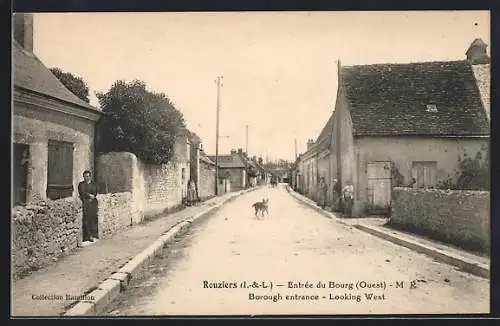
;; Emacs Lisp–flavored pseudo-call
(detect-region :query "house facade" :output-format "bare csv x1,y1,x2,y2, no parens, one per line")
298,39,490,216
13,13,102,205
208,149,247,192
198,149,218,199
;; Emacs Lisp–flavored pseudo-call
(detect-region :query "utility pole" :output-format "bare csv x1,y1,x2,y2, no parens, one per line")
245,125,249,155
214,75,223,196
294,138,297,161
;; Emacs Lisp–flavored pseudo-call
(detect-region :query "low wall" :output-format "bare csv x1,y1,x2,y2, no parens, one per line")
96,152,187,224
12,197,82,280
12,192,135,280
199,162,216,199
390,187,490,253
97,192,135,238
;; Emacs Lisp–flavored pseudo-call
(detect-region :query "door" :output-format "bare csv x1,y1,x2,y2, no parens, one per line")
13,143,30,205
366,161,392,214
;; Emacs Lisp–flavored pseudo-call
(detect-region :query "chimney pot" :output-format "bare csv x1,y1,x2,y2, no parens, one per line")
466,38,490,65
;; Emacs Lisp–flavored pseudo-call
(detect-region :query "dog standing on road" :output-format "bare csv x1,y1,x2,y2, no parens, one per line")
252,198,269,218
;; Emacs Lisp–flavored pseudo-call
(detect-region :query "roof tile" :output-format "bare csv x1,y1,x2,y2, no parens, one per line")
341,60,489,136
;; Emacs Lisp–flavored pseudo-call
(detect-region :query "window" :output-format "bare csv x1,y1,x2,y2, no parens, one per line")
47,140,74,200
412,161,437,188
13,143,30,205
181,168,186,183
426,104,438,112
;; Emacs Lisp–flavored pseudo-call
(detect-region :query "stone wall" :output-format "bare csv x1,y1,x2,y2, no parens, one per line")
96,151,188,223
144,161,187,218
12,192,134,280
12,197,81,280
471,64,490,121
390,187,490,253
97,192,134,238
199,161,216,199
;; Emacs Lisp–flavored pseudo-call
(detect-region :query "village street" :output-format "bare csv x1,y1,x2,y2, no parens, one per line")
105,185,489,316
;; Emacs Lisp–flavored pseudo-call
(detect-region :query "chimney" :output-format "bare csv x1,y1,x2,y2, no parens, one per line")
466,38,490,65
13,13,34,53
307,139,314,150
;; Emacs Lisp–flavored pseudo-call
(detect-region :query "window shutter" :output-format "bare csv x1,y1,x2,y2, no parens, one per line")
47,140,74,200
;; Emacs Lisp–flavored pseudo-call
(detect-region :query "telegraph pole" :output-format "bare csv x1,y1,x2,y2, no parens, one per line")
245,125,249,154
294,138,297,161
214,75,223,195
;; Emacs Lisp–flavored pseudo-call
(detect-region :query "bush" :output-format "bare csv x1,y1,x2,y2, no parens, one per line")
436,146,490,190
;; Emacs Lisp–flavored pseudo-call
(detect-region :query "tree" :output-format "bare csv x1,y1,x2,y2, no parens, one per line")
96,80,186,164
50,68,90,103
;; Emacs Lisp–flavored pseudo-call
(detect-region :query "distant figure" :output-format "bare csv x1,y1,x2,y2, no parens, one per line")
409,177,417,188
332,178,341,212
318,177,328,209
78,170,98,242
187,179,197,205
342,183,355,218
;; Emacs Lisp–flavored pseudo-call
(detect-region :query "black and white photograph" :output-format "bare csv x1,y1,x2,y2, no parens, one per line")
11,11,490,316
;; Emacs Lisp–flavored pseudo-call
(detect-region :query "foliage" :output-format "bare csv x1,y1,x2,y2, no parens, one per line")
391,163,405,187
247,166,259,178
263,159,292,174
50,68,90,103
96,80,186,165
436,146,490,191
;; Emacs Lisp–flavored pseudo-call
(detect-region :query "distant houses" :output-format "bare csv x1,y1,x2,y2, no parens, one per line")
296,38,490,217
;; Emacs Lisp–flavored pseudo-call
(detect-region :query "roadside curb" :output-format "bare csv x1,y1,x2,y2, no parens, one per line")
63,187,261,316
287,189,490,280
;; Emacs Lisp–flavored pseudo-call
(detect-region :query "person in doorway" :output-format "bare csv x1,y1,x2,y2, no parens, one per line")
342,182,355,218
332,178,341,212
78,170,98,242
318,177,328,209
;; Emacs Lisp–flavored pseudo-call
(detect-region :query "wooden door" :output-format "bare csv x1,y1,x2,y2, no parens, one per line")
47,140,74,200
366,161,392,214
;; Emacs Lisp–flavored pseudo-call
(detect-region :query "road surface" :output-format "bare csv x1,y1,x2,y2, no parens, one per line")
105,184,489,316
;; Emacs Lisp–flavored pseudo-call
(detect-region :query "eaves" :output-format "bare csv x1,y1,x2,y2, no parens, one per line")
13,87,102,122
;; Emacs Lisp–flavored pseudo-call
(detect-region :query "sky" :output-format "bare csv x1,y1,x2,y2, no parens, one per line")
32,11,490,162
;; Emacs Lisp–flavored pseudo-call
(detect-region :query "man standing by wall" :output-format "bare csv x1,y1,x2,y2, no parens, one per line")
78,170,99,242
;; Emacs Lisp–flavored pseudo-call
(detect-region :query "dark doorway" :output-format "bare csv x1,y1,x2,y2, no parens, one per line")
13,143,30,205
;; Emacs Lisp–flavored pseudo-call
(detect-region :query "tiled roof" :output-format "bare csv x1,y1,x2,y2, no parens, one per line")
207,154,246,168
13,41,99,112
341,60,490,136
200,154,216,166
315,113,335,151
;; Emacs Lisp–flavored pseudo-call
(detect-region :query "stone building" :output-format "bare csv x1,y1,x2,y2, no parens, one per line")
298,39,490,216
198,147,218,199
13,13,102,205
208,149,247,191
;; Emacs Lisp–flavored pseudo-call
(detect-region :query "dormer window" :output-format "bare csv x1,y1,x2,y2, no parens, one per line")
426,104,438,112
